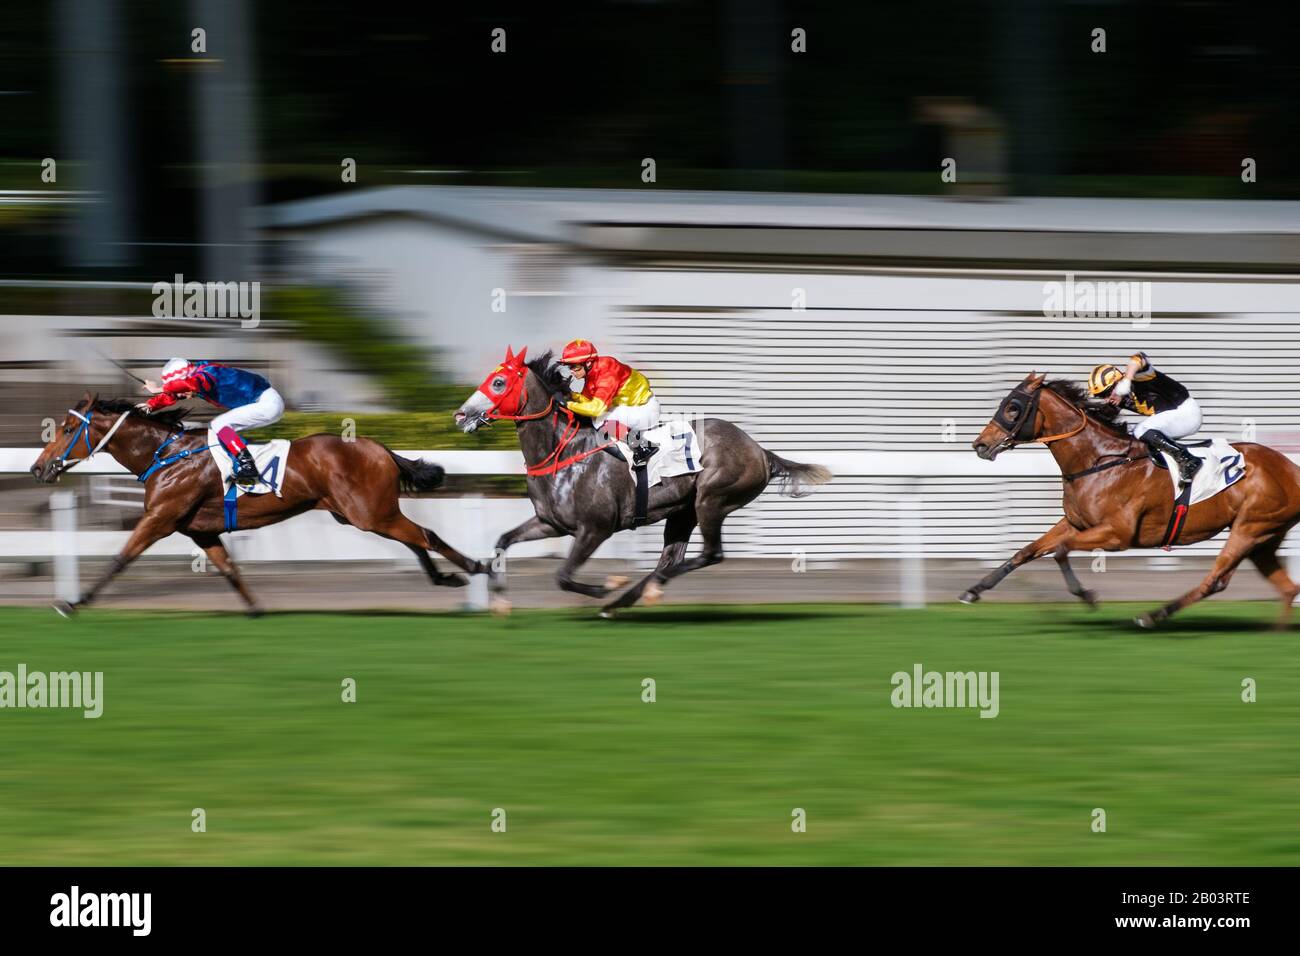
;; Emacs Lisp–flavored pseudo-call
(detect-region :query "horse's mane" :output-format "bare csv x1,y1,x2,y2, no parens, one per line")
1042,379,1132,439
525,350,599,427
525,351,570,397
84,396,191,430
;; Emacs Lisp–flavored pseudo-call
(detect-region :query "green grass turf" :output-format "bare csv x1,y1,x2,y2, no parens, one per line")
0,602,1296,866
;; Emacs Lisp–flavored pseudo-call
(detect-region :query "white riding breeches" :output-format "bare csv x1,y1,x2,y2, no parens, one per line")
210,387,286,434
1132,397,1201,441
596,397,660,435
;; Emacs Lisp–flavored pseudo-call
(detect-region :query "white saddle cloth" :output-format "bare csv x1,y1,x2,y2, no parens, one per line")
617,420,704,488
1157,437,1246,507
208,429,291,498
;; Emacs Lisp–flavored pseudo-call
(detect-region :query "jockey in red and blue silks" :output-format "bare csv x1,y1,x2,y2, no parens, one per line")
138,358,285,485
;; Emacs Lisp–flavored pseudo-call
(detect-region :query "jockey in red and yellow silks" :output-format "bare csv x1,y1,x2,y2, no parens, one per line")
559,339,660,464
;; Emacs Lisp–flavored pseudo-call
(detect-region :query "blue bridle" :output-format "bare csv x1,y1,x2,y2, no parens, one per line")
50,406,213,482
50,408,99,472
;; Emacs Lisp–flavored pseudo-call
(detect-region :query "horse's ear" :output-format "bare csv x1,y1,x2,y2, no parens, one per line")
504,345,515,363
516,346,527,363
80,390,96,411
1022,371,1046,389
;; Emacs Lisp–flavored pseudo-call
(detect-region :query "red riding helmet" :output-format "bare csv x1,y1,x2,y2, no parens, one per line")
561,339,599,365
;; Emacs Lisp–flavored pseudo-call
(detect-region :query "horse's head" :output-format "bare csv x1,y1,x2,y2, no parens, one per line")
30,392,105,483
454,346,531,433
972,372,1049,460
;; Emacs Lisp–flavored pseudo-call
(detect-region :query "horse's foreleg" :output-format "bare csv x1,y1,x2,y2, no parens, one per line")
55,511,177,616
190,533,264,615
481,515,565,613
1054,545,1099,608
960,518,1074,604
556,527,616,599
489,515,563,596
1136,528,1256,628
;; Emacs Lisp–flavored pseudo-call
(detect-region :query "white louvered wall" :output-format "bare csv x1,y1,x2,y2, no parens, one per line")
602,266,1300,563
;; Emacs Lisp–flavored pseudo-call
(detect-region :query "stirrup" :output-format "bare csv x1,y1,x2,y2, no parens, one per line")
632,442,657,466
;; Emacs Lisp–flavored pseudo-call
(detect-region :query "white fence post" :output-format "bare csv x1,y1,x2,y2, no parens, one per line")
50,490,80,603
461,494,489,611
898,493,925,609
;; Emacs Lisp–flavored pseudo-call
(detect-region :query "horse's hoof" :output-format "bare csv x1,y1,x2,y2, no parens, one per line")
52,600,76,618
1134,613,1156,629
599,608,617,620
247,605,265,619
604,574,630,590
958,590,980,605
490,596,512,616
438,573,469,588
1081,589,1100,609
643,581,664,606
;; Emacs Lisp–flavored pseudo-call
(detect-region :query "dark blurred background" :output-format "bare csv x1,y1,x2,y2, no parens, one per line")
3,1,1297,280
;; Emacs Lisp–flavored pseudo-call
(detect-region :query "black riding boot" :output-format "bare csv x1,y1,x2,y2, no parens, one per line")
1143,430,1201,484
629,432,658,467
232,447,259,485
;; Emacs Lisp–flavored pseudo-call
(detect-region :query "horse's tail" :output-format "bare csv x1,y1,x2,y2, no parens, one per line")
389,450,446,493
765,450,832,498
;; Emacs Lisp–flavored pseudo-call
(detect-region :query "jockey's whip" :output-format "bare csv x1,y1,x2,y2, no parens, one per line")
87,345,149,386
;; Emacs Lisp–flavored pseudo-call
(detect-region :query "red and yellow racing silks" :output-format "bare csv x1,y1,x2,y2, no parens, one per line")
566,356,652,419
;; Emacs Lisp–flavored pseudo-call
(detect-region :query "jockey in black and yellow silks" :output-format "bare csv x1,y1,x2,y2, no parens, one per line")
1088,352,1202,484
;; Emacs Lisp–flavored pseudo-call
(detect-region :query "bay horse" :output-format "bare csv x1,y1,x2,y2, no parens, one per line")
454,347,832,617
30,393,487,615
965,372,1300,628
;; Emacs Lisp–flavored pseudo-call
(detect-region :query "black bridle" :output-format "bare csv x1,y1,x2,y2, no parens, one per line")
990,381,1149,481
991,383,1042,443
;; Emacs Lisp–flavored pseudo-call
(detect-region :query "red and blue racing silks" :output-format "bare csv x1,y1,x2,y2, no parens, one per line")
146,362,271,411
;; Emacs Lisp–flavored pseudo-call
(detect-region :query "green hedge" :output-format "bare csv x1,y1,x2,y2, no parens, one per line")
247,410,518,450
268,286,446,412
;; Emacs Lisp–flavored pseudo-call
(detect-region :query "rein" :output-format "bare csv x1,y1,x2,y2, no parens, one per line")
1062,453,1150,483
995,384,1147,480
138,427,217,483
487,381,615,477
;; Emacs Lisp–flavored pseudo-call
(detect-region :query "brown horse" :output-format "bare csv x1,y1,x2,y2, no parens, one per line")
29,393,487,615
965,372,1300,628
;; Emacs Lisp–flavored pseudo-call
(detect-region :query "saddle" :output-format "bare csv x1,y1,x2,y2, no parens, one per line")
605,421,704,526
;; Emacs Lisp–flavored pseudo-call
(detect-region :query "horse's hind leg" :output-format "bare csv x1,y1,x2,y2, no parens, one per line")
347,506,486,581
1247,540,1299,631
1136,529,1256,628
601,508,696,617
406,544,468,588
190,533,263,615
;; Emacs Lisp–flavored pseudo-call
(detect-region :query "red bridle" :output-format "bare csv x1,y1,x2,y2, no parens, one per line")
482,365,615,476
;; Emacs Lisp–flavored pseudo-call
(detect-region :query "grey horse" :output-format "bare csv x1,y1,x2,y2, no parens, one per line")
455,347,832,616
